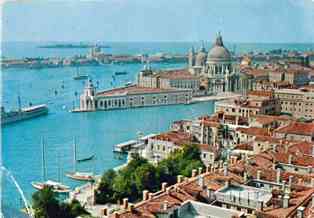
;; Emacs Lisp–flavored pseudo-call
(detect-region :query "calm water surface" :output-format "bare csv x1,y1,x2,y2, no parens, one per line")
1,59,213,209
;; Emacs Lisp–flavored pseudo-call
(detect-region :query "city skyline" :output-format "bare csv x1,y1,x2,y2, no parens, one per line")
2,0,314,43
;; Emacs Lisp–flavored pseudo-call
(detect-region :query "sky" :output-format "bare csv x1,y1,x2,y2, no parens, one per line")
1,0,314,43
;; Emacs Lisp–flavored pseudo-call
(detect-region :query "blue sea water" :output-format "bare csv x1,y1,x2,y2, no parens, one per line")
1,42,314,210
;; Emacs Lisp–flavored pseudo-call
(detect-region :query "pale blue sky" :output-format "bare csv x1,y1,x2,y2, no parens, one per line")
2,0,314,43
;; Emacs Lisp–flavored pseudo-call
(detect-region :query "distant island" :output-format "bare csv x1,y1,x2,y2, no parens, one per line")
38,43,111,49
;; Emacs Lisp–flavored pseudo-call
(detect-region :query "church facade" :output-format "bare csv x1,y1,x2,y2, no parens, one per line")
188,33,251,94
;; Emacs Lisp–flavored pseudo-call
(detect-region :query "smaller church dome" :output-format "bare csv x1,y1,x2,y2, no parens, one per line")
195,51,207,66
195,43,207,66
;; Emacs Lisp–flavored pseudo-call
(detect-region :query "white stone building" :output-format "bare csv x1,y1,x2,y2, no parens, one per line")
141,131,218,166
79,80,192,111
188,33,248,94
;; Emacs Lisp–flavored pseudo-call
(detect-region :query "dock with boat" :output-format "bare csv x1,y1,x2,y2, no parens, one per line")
113,133,156,153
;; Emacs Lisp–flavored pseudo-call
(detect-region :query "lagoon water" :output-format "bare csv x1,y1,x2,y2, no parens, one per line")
2,42,314,209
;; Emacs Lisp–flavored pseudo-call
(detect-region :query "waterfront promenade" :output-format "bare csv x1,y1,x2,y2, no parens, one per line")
191,92,241,103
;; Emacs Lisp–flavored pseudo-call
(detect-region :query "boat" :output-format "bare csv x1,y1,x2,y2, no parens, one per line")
1,96,48,126
125,81,133,87
77,154,95,163
65,138,95,182
31,138,70,193
31,180,70,193
65,172,94,181
115,71,128,75
73,68,88,80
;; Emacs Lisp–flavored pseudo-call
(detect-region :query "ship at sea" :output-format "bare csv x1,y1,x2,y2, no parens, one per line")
1,97,48,126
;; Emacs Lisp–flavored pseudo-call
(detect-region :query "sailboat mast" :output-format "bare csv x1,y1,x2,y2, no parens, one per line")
41,137,47,181
73,137,77,172
57,152,61,182
17,95,22,112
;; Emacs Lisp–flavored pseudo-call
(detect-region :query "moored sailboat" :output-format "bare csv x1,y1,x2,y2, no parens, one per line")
73,67,88,80
31,138,70,193
65,137,95,182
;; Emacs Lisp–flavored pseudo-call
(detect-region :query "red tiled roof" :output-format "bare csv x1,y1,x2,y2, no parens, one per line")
97,85,186,97
236,127,270,137
151,131,192,146
234,143,253,151
248,90,274,98
251,115,294,125
274,122,314,136
154,69,199,80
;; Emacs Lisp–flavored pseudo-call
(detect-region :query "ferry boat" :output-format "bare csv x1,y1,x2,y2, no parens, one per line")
115,71,128,75
1,99,48,126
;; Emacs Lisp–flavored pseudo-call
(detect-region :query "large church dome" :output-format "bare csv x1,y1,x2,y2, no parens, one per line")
207,33,231,62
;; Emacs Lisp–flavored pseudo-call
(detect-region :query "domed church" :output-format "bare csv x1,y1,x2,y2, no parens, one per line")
189,32,246,94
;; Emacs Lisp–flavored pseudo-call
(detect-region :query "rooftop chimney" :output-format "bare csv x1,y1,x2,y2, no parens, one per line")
211,165,215,173
257,200,263,211
143,190,149,201
272,144,277,152
283,194,290,208
113,212,119,218
219,160,223,169
128,204,134,212
288,175,293,187
102,208,108,216
297,206,305,218
198,167,203,175
198,175,205,188
244,172,248,182
288,155,292,164
192,169,197,177
223,162,228,176
206,165,210,173
163,201,169,211
161,182,167,192
177,175,184,183
122,198,128,210
257,170,261,180
148,192,153,200
276,168,281,183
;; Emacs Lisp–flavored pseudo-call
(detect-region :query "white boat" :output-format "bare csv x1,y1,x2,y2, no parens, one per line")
31,180,70,193
66,137,95,182
31,138,70,193
65,172,94,181
1,96,48,125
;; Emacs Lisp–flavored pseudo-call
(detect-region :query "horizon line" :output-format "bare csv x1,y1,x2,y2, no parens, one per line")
2,40,314,45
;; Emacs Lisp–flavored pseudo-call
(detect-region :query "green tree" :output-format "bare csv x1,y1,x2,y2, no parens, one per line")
95,169,116,203
134,163,157,192
95,144,205,204
32,187,89,218
32,187,59,218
